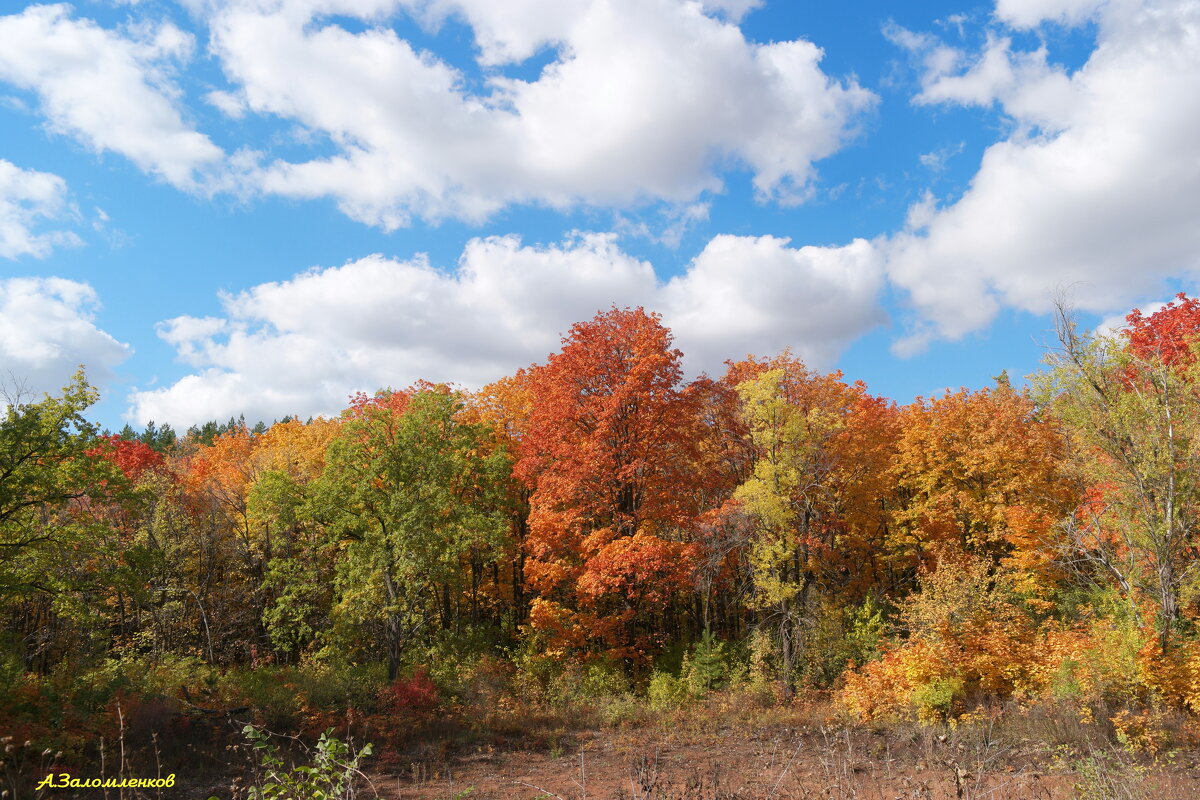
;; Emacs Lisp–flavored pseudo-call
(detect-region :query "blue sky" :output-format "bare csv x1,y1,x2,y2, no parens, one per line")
1,0,1197,431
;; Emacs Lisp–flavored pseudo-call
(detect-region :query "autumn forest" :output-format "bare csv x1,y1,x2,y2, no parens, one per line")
7,298,1200,797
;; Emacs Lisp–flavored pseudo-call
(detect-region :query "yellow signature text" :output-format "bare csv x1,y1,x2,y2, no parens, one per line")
35,773,176,790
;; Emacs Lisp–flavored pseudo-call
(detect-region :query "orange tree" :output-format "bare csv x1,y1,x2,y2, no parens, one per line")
516,307,702,660
889,378,1075,597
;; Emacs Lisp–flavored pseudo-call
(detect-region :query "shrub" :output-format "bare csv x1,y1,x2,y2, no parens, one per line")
238,725,374,800
647,670,688,711
545,659,628,707
911,676,964,723
839,553,1043,722
383,667,439,712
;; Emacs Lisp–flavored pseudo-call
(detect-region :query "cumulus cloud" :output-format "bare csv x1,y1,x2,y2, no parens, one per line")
0,159,80,259
0,4,223,189
662,235,883,372
128,232,882,427
885,0,1200,354
205,0,874,227
0,277,131,399
0,1,871,224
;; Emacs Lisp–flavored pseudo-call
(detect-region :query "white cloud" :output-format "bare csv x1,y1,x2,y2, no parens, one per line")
0,159,80,259
129,232,882,427
994,0,1107,29
662,235,883,373
699,0,763,22
0,4,223,189
918,141,964,173
205,0,874,227
1094,299,1169,338
0,277,130,398
0,1,871,226
885,0,1200,353
914,35,1074,132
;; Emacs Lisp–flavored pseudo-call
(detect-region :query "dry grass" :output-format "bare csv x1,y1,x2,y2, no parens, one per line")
375,692,1200,800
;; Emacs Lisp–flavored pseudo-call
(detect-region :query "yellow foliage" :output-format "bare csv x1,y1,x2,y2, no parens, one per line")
839,552,1046,722
1110,708,1170,754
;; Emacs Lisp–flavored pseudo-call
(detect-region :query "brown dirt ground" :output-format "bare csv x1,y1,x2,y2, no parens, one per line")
365,721,1200,800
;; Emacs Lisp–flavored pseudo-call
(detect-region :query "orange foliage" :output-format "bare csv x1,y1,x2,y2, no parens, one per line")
889,384,1075,591
182,426,257,524
840,552,1045,721
517,308,703,655
252,416,339,482
465,370,534,446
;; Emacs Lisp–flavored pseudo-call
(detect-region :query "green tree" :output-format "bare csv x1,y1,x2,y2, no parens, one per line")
0,370,116,595
1040,305,1200,651
316,389,510,679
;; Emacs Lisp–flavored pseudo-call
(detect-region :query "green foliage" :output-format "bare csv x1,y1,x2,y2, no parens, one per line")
0,370,117,600
682,629,728,695
510,647,566,704
243,725,373,800
1039,310,1200,650
745,626,779,690
799,603,879,689
543,659,629,707
219,662,388,730
315,389,511,679
846,596,886,666
1051,659,1084,702
261,556,328,656
188,416,247,446
911,676,964,722
135,420,177,452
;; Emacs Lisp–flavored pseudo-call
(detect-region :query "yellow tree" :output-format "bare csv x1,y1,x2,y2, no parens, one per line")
732,358,865,689
246,417,339,658
463,372,534,630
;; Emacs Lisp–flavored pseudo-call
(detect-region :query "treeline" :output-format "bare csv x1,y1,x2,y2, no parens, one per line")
6,299,1200,746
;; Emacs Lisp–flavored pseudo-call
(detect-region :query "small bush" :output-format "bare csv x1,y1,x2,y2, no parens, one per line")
1068,746,1149,800
222,667,302,731
911,676,964,723
239,725,374,800
546,659,628,706
647,670,687,711
383,667,439,712
599,693,650,727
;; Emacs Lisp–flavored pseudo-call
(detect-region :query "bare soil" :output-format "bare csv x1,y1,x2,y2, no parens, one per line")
367,716,1200,800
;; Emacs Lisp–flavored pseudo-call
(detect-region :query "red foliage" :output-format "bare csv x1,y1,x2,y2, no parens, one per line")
86,435,164,481
384,667,439,711
347,388,412,418
1125,292,1200,368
